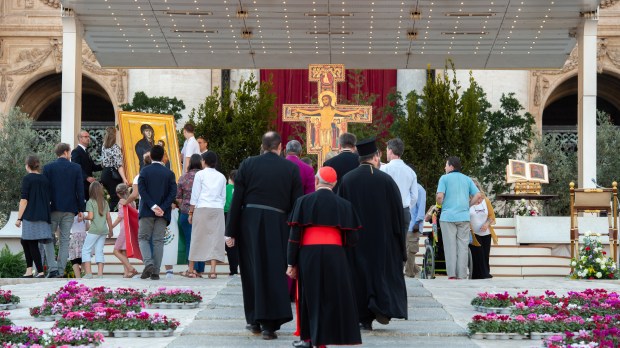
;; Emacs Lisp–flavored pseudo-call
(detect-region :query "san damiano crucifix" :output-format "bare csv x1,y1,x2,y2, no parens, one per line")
283,64,372,166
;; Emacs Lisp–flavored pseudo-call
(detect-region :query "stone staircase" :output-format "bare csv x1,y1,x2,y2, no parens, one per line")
417,218,571,278
101,241,233,276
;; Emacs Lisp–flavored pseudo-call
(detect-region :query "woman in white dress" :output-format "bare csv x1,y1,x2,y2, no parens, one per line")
187,151,227,278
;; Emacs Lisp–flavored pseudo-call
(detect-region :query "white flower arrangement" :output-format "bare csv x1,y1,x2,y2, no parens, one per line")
514,198,540,216
571,231,618,280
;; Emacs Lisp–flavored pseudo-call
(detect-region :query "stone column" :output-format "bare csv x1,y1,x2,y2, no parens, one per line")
211,69,222,94
61,8,83,148
577,17,597,189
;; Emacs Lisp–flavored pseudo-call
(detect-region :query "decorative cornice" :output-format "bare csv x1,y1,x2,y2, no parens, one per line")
0,39,127,103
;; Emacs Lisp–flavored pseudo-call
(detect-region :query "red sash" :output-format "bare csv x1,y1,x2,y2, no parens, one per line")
301,226,342,246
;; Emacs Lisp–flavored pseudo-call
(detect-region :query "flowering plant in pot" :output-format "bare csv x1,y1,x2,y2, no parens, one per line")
30,281,143,319
40,327,105,347
467,313,507,334
0,326,44,346
121,311,180,331
0,290,19,305
470,292,512,308
0,311,13,326
145,288,202,304
570,232,618,280
55,307,123,331
544,328,620,348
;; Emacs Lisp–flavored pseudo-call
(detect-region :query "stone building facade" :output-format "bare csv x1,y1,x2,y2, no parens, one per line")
1,0,620,138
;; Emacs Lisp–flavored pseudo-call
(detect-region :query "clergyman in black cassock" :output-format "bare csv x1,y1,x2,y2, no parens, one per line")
287,166,363,348
225,131,304,340
323,132,359,193
338,138,407,330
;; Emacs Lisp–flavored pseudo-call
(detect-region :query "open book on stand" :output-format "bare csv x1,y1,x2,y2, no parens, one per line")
506,160,549,194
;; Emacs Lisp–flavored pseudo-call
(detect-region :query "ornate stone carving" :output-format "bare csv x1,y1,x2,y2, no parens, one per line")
81,46,127,103
40,0,61,8
0,42,59,102
600,0,620,9
531,38,620,107
25,0,34,8
533,74,550,107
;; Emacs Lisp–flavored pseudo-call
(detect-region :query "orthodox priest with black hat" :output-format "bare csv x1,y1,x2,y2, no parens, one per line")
338,137,408,330
287,166,363,348
225,131,304,340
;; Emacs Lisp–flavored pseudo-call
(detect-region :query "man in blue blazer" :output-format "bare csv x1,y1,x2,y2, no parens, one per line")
137,145,177,280
42,143,85,278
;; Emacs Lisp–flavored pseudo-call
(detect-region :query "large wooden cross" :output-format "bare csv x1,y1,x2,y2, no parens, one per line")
283,64,372,166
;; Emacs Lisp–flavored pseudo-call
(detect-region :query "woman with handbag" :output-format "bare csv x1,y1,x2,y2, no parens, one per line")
101,127,129,210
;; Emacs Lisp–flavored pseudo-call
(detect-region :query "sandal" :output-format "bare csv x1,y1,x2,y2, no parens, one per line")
208,272,217,279
187,271,200,279
179,270,192,278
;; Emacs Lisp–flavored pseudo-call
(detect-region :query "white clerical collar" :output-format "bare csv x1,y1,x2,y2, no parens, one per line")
340,148,354,153
151,161,164,165
78,144,87,151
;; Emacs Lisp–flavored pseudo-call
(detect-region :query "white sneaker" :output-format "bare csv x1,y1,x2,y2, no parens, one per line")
165,272,174,279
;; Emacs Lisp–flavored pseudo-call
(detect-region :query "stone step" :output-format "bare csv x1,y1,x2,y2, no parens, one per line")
419,235,518,246
418,244,553,256
421,225,516,237
100,261,233,276
489,255,570,266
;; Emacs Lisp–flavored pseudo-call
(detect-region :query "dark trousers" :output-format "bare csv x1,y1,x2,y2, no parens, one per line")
101,167,122,211
226,244,239,275
224,212,239,275
469,234,492,279
21,239,43,272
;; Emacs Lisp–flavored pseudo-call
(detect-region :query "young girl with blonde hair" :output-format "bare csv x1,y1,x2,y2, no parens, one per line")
82,181,113,279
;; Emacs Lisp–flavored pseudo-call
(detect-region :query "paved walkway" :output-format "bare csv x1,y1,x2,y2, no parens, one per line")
1,276,619,347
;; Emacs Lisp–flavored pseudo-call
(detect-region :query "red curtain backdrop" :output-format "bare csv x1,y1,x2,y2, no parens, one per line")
260,69,397,143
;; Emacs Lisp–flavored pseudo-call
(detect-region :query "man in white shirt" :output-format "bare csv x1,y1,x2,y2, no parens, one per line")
181,123,201,174
380,138,418,239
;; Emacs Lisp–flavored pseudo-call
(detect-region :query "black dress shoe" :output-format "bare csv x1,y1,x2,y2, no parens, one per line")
46,271,60,278
375,312,390,325
20,275,33,278
150,274,160,280
292,340,311,347
359,322,373,331
261,330,278,340
141,264,154,279
245,324,261,334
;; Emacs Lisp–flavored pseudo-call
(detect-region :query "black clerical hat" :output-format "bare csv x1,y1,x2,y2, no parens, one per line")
356,137,378,157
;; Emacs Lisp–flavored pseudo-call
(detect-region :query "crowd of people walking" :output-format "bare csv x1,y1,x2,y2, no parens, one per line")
15,125,495,347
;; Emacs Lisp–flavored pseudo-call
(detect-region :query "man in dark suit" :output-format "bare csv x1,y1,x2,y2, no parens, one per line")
71,130,102,200
323,132,359,193
137,145,177,281
225,131,303,340
42,143,85,278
